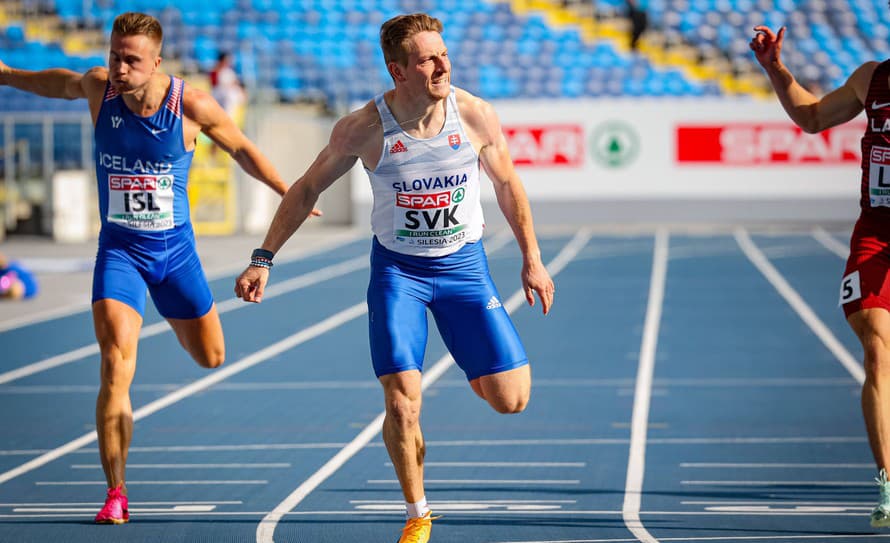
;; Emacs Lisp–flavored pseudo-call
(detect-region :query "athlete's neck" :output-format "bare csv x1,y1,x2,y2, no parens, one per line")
120,73,169,118
386,89,446,139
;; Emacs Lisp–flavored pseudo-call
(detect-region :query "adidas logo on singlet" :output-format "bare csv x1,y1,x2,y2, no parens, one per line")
486,296,502,310
390,140,407,154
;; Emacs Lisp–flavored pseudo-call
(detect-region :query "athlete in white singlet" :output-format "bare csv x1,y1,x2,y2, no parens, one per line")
235,13,555,543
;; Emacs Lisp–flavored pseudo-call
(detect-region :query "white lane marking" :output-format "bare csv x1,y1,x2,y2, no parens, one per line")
680,462,873,468
0,435,869,457
0,231,366,333
70,463,291,469
366,479,580,485
491,533,890,543
14,505,217,513
0,500,242,506
682,480,872,486
388,462,586,468
0,508,882,519
812,227,849,259
2,374,862,396
349,499,576,504
735,228,865,384
5,376,855,395
256,228,594,543
0,302,368,486
682,500,872,505
0,256,369,385
354,503,564,511
704,505,870,512
623,228,668,543
36,480,268,485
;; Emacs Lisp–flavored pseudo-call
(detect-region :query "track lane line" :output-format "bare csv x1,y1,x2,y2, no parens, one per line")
255,228,593,543
735,228,864,384
0,254,369,385
622,228,668,543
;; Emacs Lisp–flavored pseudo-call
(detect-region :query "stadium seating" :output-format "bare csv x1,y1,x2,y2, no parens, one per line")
1,0,721,110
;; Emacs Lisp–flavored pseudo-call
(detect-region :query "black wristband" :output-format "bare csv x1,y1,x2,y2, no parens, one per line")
251,248,275,261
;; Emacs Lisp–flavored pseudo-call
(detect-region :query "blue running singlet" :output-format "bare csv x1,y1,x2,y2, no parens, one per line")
91,76,212,319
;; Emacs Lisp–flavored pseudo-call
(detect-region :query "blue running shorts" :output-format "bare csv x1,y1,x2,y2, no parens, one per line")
92,223,214,319
367,237,528,380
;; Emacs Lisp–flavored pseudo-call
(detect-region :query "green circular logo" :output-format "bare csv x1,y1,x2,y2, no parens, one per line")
590,121,639,168
452,187,465,203
157,176,173,190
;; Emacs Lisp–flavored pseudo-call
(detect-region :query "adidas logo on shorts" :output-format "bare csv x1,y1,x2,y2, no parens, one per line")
486,296,502,310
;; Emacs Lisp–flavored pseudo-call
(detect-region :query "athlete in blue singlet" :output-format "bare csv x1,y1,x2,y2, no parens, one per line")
235,13,555,543
0,12,293,524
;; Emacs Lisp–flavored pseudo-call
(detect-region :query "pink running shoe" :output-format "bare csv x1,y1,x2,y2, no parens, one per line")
94,485,129,524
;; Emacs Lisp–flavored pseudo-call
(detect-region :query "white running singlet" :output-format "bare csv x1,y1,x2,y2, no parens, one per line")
367,88,484,257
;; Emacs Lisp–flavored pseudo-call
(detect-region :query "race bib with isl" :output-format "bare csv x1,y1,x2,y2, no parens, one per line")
107,174,175,231
869,146,890,208
393,187,469,249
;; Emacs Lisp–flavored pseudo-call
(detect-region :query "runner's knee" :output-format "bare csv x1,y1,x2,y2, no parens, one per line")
487,391,528,414
385,394,421,429
193,345,225,369
863,334,890,380
99,351,135,391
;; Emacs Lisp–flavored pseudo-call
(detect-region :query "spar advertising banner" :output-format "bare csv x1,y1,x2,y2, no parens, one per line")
351,99,865,202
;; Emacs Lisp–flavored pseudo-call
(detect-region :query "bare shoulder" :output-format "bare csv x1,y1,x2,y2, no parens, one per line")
454,86,492,122
848,61,880,92
454,86,501,143
330,100,381,156
180,81,217,119
81,66,109,95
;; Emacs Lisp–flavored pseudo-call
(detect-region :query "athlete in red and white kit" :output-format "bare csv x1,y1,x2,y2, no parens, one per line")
751,25,890,527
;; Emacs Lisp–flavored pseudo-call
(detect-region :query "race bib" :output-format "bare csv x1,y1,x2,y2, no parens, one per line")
106,174,174,231
869,146,890,208
392,187,469,249
839,270,862,306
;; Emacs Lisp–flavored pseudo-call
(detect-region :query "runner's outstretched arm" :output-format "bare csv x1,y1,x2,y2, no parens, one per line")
234,115,360,303
750,25,869,132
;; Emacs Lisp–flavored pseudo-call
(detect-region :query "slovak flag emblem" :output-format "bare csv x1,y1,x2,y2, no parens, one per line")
448,133,461,150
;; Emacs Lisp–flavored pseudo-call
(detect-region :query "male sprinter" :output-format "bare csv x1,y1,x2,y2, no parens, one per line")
235,13,554,543
0,12,295,524
752,25,890,527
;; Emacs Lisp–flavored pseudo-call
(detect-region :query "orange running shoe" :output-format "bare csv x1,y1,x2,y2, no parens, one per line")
397,511,439,543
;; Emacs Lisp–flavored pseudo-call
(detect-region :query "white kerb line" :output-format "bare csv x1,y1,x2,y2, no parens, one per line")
734,228,865,385
0,254,369,386
0,231,365,334
255,227,593,543
0,302,368,486
811,227,849,259
622,227,668,543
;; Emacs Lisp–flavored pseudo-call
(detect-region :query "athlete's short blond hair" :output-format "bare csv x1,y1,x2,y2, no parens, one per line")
111,12,163,47
379,13,443,66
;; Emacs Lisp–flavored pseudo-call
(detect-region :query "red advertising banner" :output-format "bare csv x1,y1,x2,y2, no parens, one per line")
676,123,865,164
504,125,585,167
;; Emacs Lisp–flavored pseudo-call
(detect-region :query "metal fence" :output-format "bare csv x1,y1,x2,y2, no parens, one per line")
0,112,93,235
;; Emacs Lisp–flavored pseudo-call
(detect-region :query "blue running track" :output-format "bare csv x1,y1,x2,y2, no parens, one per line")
0,225,885,543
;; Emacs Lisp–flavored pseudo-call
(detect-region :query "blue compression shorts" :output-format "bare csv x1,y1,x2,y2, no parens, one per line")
92,223,214,319
367,237,528,380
